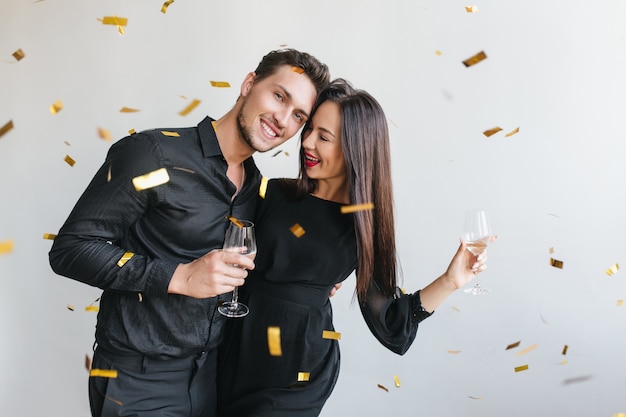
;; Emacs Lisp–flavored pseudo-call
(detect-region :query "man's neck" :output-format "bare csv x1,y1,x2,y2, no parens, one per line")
213,111,254,166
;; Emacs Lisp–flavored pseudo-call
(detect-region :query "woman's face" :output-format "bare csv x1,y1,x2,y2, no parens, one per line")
301,100,347,184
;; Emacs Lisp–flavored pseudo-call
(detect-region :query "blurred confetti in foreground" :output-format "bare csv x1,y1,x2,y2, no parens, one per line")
98,128,112,141
465,5,479,13
606,263,619,276
179,99,201,116
132,168,170,191
340,203,374,214
12,48,25,61
462,50,487,67
267,326,282,356
50,100,63,115
161,0,174,13
0,120,14,139
0,240,15,254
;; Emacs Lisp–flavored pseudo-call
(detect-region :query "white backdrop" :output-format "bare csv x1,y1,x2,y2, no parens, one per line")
1,0,625,416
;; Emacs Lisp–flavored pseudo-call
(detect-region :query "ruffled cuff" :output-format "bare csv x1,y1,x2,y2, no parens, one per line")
410,290,433,325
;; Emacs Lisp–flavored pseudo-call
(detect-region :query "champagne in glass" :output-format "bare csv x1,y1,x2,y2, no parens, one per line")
462,209,492,295
218,220,256,317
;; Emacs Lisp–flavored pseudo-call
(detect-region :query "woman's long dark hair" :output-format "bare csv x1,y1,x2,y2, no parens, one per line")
291,79,397,300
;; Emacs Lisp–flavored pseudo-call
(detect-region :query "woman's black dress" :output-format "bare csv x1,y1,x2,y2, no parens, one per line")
217,180,432,417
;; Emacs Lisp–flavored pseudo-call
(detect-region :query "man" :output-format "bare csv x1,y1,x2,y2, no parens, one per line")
49,49,330,417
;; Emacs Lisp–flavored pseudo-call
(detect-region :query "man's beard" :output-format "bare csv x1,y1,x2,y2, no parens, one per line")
236,98,261,152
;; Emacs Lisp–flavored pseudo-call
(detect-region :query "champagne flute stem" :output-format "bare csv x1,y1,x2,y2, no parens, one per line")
231,287,239,304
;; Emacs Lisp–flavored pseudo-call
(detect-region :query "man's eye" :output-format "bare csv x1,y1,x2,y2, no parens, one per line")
275,93,284,101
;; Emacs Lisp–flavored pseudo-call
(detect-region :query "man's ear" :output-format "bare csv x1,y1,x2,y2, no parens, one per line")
240,72,256,97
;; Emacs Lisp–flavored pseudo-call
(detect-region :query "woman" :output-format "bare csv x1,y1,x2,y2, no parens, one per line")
217,79,489,416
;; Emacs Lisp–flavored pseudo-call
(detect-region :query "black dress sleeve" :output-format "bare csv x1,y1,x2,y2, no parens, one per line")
358,280,433,355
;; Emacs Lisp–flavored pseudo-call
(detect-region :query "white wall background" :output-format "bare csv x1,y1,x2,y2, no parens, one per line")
1,0,625,416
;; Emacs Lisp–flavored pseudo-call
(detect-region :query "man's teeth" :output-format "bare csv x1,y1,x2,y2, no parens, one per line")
261,122,277,137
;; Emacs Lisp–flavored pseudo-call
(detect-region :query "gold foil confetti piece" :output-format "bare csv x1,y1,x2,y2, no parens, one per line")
290,223,306,238
0,240,15,254
99,16,128,26
138,293,143,302
506,340,521,350
462,50,487,67
435,50,443,56
161,131,181,137
66,304,75,311
562,375,592,385
451,306,461,312
468,395,483,400
98,128,112,141
43,233,56,240
447,350,461,354
210,80,231,88
85,354,92,371
64,141,71,146
132,168,170,191
291,66,305,74
393,375,401,387
259,177,269,199
227,216,244,228
161,0,174,13
297,372,310,382
482,127,502,137
64,155,76,167
617,299,624,307
377,384,389,392
559,360,568,365
514,364,529,373
549,246,554,254
340,202,375,214
550,257,564,269
606,263,619,276
465,5,479,13
128,128,136,135
85,306,99,312
272,150,283,157
12,48,25,61
117,251,134,267
105,395,123,406
119,107,140,113
173,167,195,174
267,326,282,356
322,330,341,340
89,369,118,378
516,343,538,356
178,98,201,116
0,120,14,138
50,100,63,114
107,164,112,182
562,345,568,355
505,127,520,137
613,414,626,417
284,151,290,157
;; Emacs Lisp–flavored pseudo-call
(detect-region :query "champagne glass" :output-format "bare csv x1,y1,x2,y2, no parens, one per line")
218,220,256,317
461,209,492,295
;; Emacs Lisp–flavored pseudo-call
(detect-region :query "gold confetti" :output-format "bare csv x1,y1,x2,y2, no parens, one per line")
89,369,118,378
393,375,401,387
66,304,75,311
259,177,269,199
340,203,374,214
99,16,128,26
447,350,461,354
435,50,443,56
12,48,25,61
132,168,170,191
272,150,283,157
617,299,624,307
516,343,538,356
85,354,92,371
297,372,310,382
210,80,231,88
43,233,56,240
161,0,174,13
465,5,479,13
227,216,244,228
614,414,626,417
482,127,502,137
505,127,520,137
64,141,71,146
451,306,460,312
291,66,305,74
322,330,341,340
116,251,134,267
119,107,140,113
549,246,554,254
107,164,112,182
98,128,112,141
284,151,290,157
514,364,529,373
468,395,483,400
64,155,76,167
506,340,521,350
0,240,15,254
562,345,568,355
161,131,181,137
463,50,487,67
50,100,63,114
550,257,564,269
178,98,201,116
0,120,14,138
290,223,306,238
559,360,568,365
377,384,389,392
267,327,282,356
138,293,143,302
128,128,136,135
85,306,99,312
606,263,619,276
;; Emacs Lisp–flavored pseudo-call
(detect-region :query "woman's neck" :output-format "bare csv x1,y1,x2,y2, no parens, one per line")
312,179,349,204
